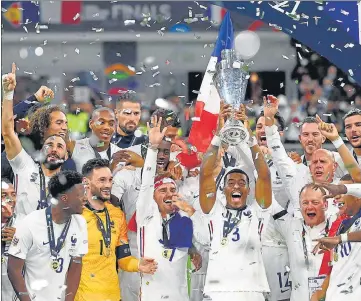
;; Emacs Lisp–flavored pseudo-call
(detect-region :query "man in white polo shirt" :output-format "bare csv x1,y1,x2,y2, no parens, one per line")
7,171,88,301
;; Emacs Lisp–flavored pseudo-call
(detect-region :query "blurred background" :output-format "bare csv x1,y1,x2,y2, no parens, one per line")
2,1,361,145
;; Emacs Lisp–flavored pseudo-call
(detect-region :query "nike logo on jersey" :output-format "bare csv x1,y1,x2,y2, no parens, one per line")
281,289,290,293
42,241,49,245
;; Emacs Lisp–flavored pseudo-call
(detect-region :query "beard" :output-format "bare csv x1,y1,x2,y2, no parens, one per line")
43,155,65,170
119,124,136,135
91,189,110,202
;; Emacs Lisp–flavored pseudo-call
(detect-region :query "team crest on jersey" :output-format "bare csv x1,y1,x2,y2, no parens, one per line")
162,249,173,259
355,218,361,230
12,236,19,246
243,209,252,218
110,220,115,228
71,235,77,247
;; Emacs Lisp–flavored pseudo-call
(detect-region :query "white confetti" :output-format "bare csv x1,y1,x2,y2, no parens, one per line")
70,77,80,83
109,78,117,84
282,55,289,60
323,114,332,117
124,20,135,26
128,65,135,72
73,13,80,21
116,53,121,57
50,198,58,205
135,34,140,38
151,65,159,71
348,69,354,77
152,71,160,78
23,26,28,33
75,48,80,54
340,10,349,16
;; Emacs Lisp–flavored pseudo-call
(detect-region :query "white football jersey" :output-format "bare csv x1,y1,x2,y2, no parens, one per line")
136,147,208,301
9,149,51,216
326,215,361,301
112,167,142,223
72,138,121,172
1,215,21,301
8,209,88,301
204,195,270,294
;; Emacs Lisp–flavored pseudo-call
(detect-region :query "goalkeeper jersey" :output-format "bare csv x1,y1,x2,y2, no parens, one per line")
75,202,131,301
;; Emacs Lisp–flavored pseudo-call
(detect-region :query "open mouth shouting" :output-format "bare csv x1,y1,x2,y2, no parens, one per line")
231,191,243,203
157,160,166,170
350,135,361,145
47,154,60,162
100,188,111,197
314,170,324,179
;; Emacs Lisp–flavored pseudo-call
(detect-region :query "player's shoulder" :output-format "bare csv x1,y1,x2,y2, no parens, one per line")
71,214,87,229
106,202,125,220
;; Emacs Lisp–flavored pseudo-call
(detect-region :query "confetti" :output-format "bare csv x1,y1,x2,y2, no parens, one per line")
75,48,80,54
23,26,28,33
348,69,354,77
152,71,160,78
282,55,289,60
73,13,80,21
50,198,58,205
135,34,140,38
151,65,159,71
116,53,121,57
124,20,136,26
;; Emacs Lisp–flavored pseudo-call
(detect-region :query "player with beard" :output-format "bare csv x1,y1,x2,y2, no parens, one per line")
76,159,157,301
136,116,208,301
1,179,20,301
68,107,123,173
298,117,347,178
199,102,272,301
112,93,146,148
8,170,88,301
343,108,361,164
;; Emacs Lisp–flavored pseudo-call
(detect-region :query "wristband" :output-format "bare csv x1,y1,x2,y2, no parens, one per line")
340,233,348,243
148,143,159,150
247,136,258,147
2,90,14,101
331,136,344,149
211,135,221,147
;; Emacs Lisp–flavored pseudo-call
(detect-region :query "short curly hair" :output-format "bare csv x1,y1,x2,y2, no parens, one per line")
48,170,83,198
29,105,66,149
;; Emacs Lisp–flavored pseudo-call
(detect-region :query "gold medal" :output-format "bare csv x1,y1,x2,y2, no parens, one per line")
221,237,228,246
162,249,172,259
1,256,5,264
105,247,111,258
333,251,339,262
51,259,59,271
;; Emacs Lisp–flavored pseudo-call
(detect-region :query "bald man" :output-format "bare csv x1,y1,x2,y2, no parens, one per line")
67,107,123,172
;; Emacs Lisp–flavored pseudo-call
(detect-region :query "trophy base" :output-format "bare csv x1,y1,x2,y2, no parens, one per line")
219,119,249,146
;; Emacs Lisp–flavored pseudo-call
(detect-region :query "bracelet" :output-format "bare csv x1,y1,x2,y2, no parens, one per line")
247,136,258,147
332,136,344,149
340,233,348,243
211,135,221,147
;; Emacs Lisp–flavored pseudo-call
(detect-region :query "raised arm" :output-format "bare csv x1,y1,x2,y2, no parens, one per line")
2,63,22,160
242,104,272,209
199,102,231,214
316,114,361,183
136,116,167,224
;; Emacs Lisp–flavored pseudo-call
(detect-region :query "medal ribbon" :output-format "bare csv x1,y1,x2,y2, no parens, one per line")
45,206,72,258
162,214,175,247
88,205,112,249
92,145,112,162
222,206,246,239
301,219,329,269
37,163,49,210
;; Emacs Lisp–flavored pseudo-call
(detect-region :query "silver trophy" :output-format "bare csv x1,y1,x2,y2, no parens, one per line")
213,49,250,146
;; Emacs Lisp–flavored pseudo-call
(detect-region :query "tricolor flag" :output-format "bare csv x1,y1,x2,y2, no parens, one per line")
1,1,82,27
324,1,361,45
207,4,227,26
188,11,234,153
39,1,82,24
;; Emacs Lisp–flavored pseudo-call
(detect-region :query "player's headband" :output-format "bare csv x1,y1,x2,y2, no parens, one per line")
154,177,177,191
